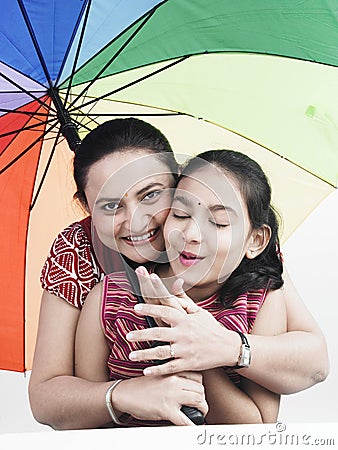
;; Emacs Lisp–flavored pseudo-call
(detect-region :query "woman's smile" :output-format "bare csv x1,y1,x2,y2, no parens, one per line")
122,227,160,245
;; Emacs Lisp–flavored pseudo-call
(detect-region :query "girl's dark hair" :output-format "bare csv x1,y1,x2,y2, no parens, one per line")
181,149,284,305
73,118,178,207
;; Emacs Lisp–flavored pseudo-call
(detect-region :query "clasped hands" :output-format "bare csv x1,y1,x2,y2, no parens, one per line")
127,266,232,375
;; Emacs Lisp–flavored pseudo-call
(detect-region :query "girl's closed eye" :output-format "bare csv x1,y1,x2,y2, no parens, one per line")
209,219,229,228
171,209,190,220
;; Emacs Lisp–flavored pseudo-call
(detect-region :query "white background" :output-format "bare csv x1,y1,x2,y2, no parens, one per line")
0,189,337,435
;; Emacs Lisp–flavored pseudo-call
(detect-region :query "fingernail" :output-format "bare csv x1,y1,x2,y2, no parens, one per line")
129,352,137,360
134,304,143,311
143,368,152,376
126,332,134,340
135,266,146,275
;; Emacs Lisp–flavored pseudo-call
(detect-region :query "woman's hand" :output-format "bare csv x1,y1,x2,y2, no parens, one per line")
127,300,240,375
113,372,208,426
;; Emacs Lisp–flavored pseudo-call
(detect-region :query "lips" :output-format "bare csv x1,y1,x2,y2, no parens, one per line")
123,227,159,245
179,250,204,267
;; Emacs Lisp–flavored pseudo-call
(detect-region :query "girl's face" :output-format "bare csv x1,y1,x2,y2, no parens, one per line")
85,150,176,264
164,164,255,299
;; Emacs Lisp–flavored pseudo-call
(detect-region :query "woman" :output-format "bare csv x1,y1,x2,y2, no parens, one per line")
29,118,328,430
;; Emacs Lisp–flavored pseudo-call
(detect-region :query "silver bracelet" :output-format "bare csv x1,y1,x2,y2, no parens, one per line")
105,379,125,425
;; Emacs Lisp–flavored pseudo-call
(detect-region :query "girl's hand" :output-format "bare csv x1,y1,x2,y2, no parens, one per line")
135,267,193,326
113,372,208,426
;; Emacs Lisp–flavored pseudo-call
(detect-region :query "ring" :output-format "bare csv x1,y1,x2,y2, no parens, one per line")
169,343,175,358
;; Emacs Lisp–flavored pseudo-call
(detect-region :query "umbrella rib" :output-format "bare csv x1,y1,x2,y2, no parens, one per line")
70,55,190,112
68,5,160,111
0,120,59,175
209,120,337,189
55,0,90,88
0,108,51,117
74,112,181,117
70,116,93,133
0,118,56,140
30,126,62,211
18,0,53,89
0,72,55,114
61,0,168,88
61,0,92,104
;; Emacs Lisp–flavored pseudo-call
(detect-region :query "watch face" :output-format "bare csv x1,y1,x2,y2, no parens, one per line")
241,345,251,367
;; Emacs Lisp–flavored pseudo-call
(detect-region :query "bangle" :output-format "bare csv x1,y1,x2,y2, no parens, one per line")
105,380,125,425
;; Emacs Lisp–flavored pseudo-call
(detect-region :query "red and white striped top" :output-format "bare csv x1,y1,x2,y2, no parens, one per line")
101,271,267,427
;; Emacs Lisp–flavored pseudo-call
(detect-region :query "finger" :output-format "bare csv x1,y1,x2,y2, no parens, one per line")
178,391,207,417
135,267,160,305
149,274,186,311
170,410,195,426
172,279,200,314
133,303,183,326
129,344,173,363
143,359,182,376
126,326,175,344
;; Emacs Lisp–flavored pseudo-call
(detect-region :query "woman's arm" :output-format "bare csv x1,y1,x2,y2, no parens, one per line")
28,289,114,430
204,288,286,424
74,282,208,426
238,270,329,394
126,270,329,394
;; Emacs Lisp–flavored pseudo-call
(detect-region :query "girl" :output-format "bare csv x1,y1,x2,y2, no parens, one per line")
75,150,289,425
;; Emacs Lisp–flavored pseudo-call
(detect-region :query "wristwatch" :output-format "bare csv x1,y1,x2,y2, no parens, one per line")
232,331,251,369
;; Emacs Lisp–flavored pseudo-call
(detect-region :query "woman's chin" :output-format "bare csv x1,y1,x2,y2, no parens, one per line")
121,246,164,265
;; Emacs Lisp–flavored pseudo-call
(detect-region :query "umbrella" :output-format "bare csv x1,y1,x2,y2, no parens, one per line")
1,0,337,373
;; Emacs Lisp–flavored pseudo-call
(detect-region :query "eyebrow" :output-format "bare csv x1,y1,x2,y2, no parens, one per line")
173,195,237,215
96,182,166,205
136,182,166,197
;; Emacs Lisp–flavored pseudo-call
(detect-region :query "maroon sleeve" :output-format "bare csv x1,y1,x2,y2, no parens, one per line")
40,220,104,309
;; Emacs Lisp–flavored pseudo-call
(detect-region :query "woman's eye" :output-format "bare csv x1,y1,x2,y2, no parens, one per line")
143,190,161,201
103,202,119,212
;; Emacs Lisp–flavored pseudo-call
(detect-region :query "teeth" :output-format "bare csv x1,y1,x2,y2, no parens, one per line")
126,229,156,242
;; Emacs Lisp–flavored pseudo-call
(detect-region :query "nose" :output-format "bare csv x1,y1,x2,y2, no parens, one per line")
125,203,151,234
183,217,203,244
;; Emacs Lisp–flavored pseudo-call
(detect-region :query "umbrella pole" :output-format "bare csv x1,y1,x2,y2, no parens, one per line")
48,87,81,152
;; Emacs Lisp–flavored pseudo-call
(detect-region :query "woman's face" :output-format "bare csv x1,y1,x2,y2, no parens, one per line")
164,164,254,299
85,150,176,264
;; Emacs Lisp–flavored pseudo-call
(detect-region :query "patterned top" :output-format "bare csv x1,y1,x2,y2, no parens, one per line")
101,271,268,427
40,217,104,309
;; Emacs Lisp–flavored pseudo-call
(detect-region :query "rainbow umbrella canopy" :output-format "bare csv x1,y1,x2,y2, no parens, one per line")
1,0,338,372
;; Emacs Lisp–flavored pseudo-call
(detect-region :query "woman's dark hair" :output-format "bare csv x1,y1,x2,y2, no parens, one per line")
73,118,178,207
181,149,284,305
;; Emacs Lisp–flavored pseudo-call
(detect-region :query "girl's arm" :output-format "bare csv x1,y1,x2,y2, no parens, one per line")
126,269,329,394
28,289,114,430
74,282,208,426
203,288,286,424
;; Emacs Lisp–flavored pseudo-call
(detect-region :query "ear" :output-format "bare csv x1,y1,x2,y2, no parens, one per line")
246,224,271,259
